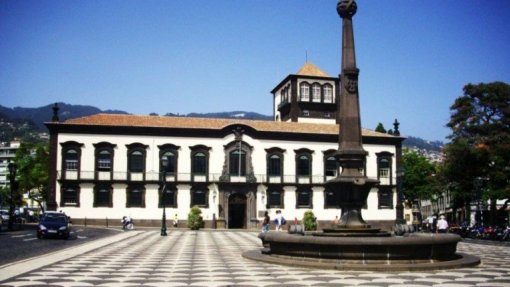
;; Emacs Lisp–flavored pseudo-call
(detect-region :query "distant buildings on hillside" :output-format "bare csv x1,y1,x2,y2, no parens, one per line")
0,140,20,187
405,146,444,163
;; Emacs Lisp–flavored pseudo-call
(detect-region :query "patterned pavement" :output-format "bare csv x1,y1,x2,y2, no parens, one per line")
1,230,510,287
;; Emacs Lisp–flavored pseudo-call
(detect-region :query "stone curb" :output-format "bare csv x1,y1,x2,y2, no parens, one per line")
0,230,143,281
242,249,481,272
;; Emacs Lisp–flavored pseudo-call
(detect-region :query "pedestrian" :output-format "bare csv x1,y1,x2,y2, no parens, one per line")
437,215,448,233
261,211,270,233
28,210,34,222
173,214,178,228
332,215,340,227
274,210,286,231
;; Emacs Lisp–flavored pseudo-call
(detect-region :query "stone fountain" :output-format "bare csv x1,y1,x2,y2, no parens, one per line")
243,0,480,271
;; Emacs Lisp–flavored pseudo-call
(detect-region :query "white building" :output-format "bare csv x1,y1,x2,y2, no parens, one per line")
46,63,404,230
0,140,20,188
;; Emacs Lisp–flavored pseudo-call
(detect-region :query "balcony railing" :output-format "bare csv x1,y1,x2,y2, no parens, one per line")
277,99,290,110
57,170,395,185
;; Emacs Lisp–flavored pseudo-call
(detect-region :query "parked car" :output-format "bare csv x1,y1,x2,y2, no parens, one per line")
37,211,70,239
0,210,9,224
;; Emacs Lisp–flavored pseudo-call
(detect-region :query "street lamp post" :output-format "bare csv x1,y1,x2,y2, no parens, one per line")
7,162,16,231
160,155,168,236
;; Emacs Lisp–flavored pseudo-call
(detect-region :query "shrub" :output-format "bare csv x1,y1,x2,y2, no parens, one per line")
302,210,317,231
187,206,203,230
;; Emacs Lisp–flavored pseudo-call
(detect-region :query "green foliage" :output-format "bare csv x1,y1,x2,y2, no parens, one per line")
445,82,510,209
14,142,49,211
375,122,386,133
187,206,204,230
402,149,440,202
0,115,45,144
302,210,317,231
0,186,9,208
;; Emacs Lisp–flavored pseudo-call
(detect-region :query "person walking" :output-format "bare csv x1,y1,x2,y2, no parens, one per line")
274,210,286,231
437,215,449,233
173,214,179,228
261,211,270,233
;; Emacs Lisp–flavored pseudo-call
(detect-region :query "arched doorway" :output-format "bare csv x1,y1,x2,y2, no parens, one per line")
228,193,247,229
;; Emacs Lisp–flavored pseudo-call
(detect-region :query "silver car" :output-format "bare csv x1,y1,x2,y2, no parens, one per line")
0,210,10,224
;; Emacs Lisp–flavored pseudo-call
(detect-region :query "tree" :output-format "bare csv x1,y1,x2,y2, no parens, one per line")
445,82,510,225
402,149,440,203
0,185,9,209
375,122,386,133
441,138,485,210
14,142,49,212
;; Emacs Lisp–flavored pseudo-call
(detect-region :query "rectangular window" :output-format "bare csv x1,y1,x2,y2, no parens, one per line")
379,168,390,178
312,85,321,102
64,149,79,171
229,150,246,176
296,189,312,208
191,189,208,207
378,188,393,209
98,159,111,171
62,187,78,206
268,190,283,208
323,86,333,103
325,157,337,177
167,156,176,174
192,153,207,174
65,159,78,171
300,85,309,101
162,189,176,207
97,149,112,171
324,190,339,208
127,187,144,207
94,186,112,207
162,151,177,174
268,155,281,176
297,155,311,176
129,152,144,172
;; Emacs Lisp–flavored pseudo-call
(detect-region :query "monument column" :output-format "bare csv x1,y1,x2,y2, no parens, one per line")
336,0,367,173
325,0,379,230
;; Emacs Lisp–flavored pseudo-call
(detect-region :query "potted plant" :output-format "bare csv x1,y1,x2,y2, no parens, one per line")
302,210,317,231
187,206,203,230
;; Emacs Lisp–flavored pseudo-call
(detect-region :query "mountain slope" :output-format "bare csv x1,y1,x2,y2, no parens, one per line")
0,103,128,131
0,103,444,152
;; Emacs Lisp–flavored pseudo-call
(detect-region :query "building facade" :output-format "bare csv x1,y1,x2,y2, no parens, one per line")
0,140,19,187
46,64,404,230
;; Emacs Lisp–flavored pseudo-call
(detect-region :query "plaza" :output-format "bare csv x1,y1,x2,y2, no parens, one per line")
1,229,510,287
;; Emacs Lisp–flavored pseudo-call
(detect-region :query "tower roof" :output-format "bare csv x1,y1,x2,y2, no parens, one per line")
296,62,330,77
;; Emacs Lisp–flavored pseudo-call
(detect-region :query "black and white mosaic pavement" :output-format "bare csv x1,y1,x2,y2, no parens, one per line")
1,230,510,286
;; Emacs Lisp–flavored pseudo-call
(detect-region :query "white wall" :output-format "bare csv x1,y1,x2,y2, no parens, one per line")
56,132,398,223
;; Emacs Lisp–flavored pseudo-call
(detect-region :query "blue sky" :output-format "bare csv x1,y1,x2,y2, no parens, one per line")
1,1,509,142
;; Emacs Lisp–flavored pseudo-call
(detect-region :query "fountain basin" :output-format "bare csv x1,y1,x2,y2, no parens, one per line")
243,231,480,271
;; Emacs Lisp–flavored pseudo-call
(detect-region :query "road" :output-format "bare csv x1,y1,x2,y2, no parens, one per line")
0,224,120,266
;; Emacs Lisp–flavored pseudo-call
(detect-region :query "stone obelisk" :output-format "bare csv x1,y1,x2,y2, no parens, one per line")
326,0,379,230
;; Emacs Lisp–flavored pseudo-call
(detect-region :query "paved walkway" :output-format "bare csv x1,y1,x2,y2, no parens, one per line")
1,230,510,286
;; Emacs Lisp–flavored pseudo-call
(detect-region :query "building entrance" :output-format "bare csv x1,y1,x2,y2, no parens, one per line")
228,193,247,229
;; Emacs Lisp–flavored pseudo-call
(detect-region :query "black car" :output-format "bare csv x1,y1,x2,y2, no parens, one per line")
37,212,70,239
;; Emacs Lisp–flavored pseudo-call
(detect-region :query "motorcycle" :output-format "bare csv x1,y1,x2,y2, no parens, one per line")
498,225,510,241
121,216,134,230
468,225,485,239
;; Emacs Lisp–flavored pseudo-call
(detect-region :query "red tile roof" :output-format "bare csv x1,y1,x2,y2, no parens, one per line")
296,62,331,77
56,113,393,138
